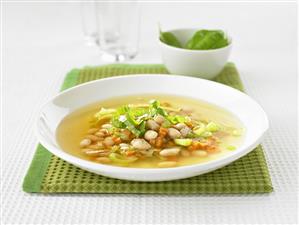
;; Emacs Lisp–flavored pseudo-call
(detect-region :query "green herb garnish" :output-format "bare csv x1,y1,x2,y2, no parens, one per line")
159,28,229,50
102,100,173,137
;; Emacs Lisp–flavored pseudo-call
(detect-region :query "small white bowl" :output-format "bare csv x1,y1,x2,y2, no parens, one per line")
159,28,232,79
36,74,268,182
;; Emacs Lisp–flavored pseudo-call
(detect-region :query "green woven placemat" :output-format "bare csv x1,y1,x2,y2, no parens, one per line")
23,63,273,194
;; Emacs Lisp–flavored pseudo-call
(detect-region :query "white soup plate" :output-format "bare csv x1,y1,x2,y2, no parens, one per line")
36,74,268,181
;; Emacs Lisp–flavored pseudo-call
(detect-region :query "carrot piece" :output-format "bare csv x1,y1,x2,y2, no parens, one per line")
207,136,217,144
159,127,168,137
198,142,208,149
155,137,164,148
206,145,219,153
187,141,197,151
188,141,208,151
187,146,194,151
112,136,122,144
126,150,136,156
149,139,156,146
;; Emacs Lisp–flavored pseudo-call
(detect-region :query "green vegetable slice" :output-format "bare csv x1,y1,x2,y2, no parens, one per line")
186,132,198,138
92,107,116,125
124,120,141,137
109,105,148,137
94,108,116,118
149,100,168,117
206,122,220,132
226,145,237,151
193,123,206,136
109,153,138,164
174,139,193,146
167,115,187,124
138,121,146,137
201,131,213,138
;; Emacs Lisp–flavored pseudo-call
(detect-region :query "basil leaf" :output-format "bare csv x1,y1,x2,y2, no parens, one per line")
156,108,168,117
138,121,146,136
124,120,141,137
186,30,229,50
167,115,187,124
126,110,140,126
111,116,125,128
149,100,168,117
159,29,182,48
150,99,160,108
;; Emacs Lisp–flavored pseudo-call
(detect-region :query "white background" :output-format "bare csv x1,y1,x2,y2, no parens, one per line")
2,2,298,224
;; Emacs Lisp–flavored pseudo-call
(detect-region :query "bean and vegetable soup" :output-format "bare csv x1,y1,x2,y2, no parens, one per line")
57,95,244,168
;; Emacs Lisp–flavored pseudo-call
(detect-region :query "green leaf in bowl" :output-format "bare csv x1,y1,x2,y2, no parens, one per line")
185,30,229,50
159,30,182,48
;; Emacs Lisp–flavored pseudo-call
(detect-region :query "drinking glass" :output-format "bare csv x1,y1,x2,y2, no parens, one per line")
80,1,98,46
94,1,140,62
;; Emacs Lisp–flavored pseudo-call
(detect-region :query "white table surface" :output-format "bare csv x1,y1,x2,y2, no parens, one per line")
2,2,298,224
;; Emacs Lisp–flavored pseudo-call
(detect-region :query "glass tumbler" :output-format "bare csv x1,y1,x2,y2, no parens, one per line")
80,1,98,46
95,1,140,62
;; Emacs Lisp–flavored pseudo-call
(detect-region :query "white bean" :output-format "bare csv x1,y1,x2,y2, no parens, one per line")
168,128,181,139
180,127,191,137
102,124,112,129
146,120,160,131
80,139,91,147
158,161,177,168
174,123,186,130
103,137,114,146
95,157,111,164
119,143,130,150
88,145,101,150
85,135,100,142
82,149,109,156
160,147,181,157
131,138,151,150
94,131,105,138
144,130,158,141
88,128,99,134
99,129,109,136
192,150,208,157
96,142,104,148
140,149,154,157
119,143,129,148
154,115,165,124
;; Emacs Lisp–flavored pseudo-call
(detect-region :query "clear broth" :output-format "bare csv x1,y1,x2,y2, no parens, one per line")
56,95,244,168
